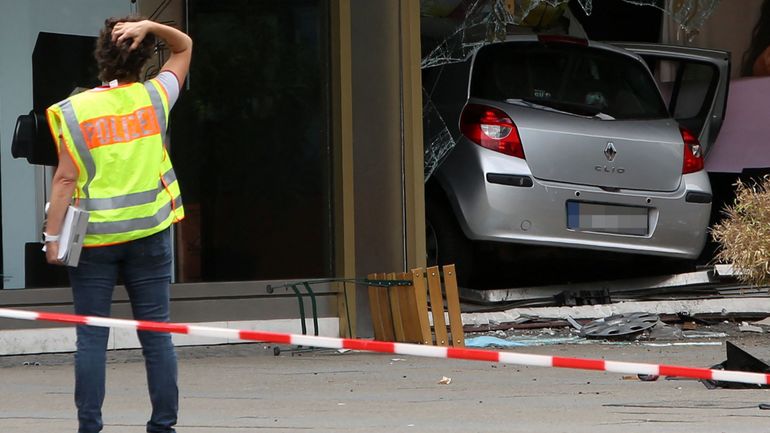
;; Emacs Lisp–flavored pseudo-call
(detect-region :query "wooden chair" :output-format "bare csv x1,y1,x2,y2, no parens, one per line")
368,264,464,347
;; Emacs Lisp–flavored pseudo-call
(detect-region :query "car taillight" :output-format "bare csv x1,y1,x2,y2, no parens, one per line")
460,104,524,159
680,126,703,174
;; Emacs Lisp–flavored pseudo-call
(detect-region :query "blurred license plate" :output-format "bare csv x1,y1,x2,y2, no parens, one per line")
567,201,648,236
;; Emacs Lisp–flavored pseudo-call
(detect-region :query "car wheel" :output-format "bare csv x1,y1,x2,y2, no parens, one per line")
425,196,474,287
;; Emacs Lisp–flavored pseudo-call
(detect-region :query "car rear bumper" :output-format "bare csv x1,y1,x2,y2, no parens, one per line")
436,141,712,259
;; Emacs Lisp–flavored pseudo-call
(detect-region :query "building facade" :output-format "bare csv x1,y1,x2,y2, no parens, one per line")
0,0,425,351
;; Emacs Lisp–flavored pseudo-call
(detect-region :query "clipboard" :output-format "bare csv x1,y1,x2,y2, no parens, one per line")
56,205,90,267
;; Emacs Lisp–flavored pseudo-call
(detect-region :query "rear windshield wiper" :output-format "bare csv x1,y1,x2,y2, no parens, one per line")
505,98,573,115
510,97,607,118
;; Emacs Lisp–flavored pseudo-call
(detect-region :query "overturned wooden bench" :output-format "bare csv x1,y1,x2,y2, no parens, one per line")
367,264,464,347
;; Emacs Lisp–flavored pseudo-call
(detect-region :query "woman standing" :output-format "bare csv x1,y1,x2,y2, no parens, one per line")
44,17,191,433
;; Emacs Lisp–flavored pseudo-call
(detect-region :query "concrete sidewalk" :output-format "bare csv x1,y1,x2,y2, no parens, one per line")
1,337,769,432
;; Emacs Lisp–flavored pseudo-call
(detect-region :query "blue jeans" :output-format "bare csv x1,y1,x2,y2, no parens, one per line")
68,228,178,433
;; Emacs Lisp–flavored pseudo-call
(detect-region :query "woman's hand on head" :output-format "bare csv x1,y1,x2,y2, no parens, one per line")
112,20,153,51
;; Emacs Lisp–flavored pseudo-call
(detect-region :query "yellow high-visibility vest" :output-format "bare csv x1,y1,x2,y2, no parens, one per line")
46,79,184,246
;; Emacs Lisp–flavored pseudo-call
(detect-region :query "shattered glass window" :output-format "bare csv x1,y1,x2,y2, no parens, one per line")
421,0,720,180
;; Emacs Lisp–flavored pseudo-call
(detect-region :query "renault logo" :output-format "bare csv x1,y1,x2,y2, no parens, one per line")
604,141,617,161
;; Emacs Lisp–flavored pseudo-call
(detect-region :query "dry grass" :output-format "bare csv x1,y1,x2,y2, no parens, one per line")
711,177,770,286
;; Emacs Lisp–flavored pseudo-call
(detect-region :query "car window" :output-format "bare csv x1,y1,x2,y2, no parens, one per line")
470,42,669,120
645,57,718,136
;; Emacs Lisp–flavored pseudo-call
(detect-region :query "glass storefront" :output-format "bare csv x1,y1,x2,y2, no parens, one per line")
171,0,334,282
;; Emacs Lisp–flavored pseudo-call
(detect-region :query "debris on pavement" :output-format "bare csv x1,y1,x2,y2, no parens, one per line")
465,308,767,348
681,321,698,330
565,315,582,330
640,342,723,347
621,374,661,382
682,331,728,338
578,312,658,339
465,335,585,348
700,341,770,390
647,320,683,340
738,322,764,333
637,374,660,382
438,376,452,385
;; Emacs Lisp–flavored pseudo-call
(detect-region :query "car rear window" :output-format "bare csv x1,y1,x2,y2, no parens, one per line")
470,42,670,120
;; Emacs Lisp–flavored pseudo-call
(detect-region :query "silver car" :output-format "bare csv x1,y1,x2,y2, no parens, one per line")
424,35,729,284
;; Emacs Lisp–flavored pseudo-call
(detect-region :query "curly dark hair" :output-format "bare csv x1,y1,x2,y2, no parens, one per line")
742,0,770,77
95,16,156,82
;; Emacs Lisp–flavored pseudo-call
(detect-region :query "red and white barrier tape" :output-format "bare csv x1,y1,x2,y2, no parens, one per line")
0,307,767,386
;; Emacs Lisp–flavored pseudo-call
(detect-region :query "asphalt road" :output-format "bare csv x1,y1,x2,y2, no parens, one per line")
1,335,769,432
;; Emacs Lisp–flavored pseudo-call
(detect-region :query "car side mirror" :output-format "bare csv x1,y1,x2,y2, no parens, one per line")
12,110,58,166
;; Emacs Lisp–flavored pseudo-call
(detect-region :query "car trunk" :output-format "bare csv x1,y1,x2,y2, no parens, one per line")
510,106,684,192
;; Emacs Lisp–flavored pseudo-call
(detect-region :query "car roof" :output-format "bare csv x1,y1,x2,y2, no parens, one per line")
466,34,645,64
